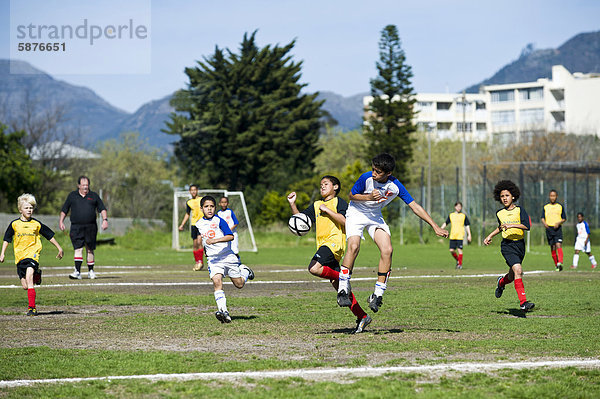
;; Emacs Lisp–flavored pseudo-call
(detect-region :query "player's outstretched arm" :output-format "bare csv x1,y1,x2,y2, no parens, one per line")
408,201,448,238
49,237,64,259
287,192,300,214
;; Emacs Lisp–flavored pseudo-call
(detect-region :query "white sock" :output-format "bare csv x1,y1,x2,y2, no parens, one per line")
239,265,249,282
374,281,387,297
214,290,227,312
589,255,597,266
338,266,350,293
573,254,580,267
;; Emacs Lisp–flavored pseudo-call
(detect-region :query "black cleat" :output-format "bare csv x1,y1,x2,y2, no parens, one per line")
520,301,535,312
367,293,383,313
337,290,352,307
495,276,504,298
556,263,563,272
26,307,38,316
352,314,372,334
241,264,254,280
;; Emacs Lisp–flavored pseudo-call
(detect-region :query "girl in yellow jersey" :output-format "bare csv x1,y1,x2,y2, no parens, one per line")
178,184,205,271
287,176,372,334
484,180,534,312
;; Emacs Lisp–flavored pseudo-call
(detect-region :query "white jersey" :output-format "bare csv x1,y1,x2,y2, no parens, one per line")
195,215,237,262
576,221,591,240
349,171,414,215
217,208,239,232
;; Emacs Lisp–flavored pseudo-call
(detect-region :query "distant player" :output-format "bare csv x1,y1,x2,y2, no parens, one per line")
178,184,204,271
440,201,472,269
541,189,566,271
196,196,254,323
288,175,372,334
571,212,597,270
218,196,241,260
337,153,448,313
484,180,535,312
0,194,64,316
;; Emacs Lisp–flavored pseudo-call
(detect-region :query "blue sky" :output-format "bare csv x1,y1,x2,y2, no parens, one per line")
1,0,599,113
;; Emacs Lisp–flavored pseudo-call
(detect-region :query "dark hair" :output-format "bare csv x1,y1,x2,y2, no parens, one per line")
201,196,216,207
493,180,520,202
220,196,229,202
78,175,89,185
189,184,198,190
455,201,462,207
549,189,558,195
322,175,341,195
577,212,584,217
372,153,396,173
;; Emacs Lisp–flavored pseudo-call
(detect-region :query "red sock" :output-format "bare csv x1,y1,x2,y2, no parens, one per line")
193,249,204,263
27,288,36,308
458,254,463,266
350,291,367,319
551,250,558,266
320,265,340,280
557,248,563,263
514,278,527,305
499,272,513,288
451,252,458,260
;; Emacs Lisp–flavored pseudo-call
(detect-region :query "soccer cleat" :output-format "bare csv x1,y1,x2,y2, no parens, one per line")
456,264,463,270
193,262,204,271
337,289,352,307
215,311,225,323
352,314,372,334
556,263,563,272
520,301,535,311
367,293,383,313
26,307,38,316
69,271,82,280
592,264,597,270
222,311,232,323
88,270,96,279
241,264,254,280
495,276,504,298
33,269,42,285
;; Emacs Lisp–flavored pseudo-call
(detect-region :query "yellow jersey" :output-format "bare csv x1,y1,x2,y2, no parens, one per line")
3,218,55,264
186,197,204,224
496,206,530,241
445,212,470,240
542,203,566,227
302,197,348,262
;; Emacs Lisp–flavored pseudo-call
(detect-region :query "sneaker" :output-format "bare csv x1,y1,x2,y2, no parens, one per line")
352,314,372,334
367,293,383,313
556,263,563,272
33,269,42,285
222,311,232,323
69,271,82,280
570,265,577,269
193,262,204,271
456,264,463,270
88,270,96,279
495,276,504,298
337,289,352,307
215,311,225,323
241,264,254,280
592,264,597,269
26,307,38,316
520,301,535,311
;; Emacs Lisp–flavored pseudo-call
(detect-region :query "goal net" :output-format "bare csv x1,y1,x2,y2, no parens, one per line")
172,189,257,252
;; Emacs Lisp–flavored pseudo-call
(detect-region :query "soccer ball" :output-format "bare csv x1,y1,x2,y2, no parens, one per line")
288,213,312,236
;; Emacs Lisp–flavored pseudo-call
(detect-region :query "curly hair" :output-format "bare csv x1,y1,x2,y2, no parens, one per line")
493,180,520,202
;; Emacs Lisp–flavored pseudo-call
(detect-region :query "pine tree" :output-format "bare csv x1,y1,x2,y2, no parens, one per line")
364,25,416,178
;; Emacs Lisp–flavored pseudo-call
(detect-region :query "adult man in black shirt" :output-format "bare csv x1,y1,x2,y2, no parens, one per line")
59,176,108,279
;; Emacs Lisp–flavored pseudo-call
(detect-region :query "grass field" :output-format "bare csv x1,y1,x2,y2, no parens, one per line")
1,230,599,398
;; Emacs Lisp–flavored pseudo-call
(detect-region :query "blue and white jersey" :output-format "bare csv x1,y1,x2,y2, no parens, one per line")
349,171,414,214
195,215,237,261
576,221,591,240
217,208,239,232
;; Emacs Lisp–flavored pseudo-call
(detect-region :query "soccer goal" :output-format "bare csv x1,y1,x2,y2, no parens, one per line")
172,189,258,252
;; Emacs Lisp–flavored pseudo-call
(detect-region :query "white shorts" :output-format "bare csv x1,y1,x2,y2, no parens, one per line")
574,238,591,253
207,255,242,279
345,206,391,240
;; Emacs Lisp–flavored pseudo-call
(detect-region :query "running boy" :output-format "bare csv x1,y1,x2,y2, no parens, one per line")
218,196,241,260
541,189,566,271
484,180,535,312
288,175,372,334
0,194,64,315
196,196,254,323
337,153,448,312
440,201,472,269
571,212,597,269
178,184,204,271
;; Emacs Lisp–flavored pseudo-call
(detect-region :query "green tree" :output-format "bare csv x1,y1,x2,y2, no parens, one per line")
364,24,416,178
313,127,367,175
165,32,325,216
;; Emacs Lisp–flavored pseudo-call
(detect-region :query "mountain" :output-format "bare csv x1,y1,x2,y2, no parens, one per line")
465,30,600,92
316,91,367,131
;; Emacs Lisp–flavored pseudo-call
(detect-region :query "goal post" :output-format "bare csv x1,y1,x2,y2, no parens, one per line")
172,189,258,252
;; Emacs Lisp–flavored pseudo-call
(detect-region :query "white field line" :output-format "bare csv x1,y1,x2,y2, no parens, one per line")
0,270,554,289
1,359,599,388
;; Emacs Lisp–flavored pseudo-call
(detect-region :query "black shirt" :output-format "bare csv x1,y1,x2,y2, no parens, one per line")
61,191,106,225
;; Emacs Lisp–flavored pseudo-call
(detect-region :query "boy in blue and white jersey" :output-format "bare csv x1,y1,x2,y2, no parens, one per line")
571,212,597,269
337,153,448,312
218,196,240,257
195,196,254,323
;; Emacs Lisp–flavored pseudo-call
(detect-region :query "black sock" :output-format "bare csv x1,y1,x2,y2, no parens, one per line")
75,260,82,273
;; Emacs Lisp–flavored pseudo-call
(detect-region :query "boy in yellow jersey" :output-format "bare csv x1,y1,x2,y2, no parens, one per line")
287,175,372,334
441,201,471,269
484,180,534,312
541,189,566,271
178,184,204,271
0,194,64,316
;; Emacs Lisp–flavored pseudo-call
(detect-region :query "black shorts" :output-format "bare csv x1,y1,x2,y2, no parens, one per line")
311,246,340,271
449,239,463,250
546,227,563,246
191,225,200,240
70,223,98,250
17,258,39,279
501,239,525,267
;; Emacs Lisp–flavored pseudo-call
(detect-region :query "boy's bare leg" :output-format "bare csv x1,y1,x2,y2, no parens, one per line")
367,229,393,312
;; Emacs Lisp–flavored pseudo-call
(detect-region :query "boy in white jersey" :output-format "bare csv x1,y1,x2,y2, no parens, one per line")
337,153,448,312
571,212,597,269
195,196,254,323
218,197,240,259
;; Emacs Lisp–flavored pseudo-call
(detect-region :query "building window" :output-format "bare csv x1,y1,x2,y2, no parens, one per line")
437,102,452,110
417,101,434,110
520,108,544,124
491,110,515,125
437,122,452,131
455,102,473,113
476,122,487,131
519,87,543,101
476,102,486,110
490,90,514,103
456,122,472,132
